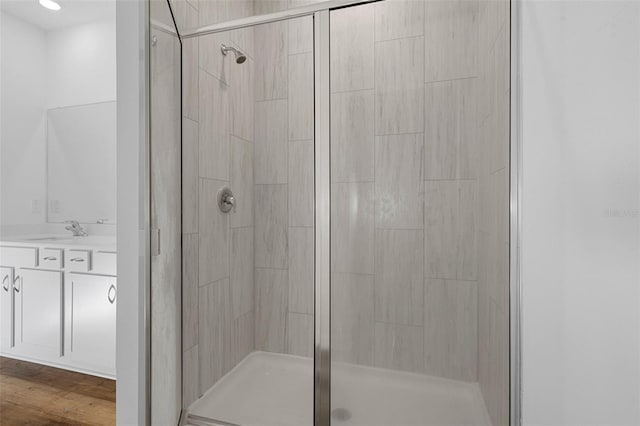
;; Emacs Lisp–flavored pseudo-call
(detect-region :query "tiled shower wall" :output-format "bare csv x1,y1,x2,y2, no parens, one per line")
173,0,258,407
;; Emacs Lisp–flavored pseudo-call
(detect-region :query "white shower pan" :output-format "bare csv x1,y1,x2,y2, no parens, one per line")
187,351,491,426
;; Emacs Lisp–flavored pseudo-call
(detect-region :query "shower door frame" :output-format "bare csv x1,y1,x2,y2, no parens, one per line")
178,1,522,424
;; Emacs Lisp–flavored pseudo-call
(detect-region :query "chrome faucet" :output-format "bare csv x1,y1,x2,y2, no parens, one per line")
65,220,88,237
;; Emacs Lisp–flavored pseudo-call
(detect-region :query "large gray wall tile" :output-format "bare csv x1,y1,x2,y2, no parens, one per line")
230,136,254,228
288,53,313,141
255,184,288,268
255,267,288,352
374,0,424,41
233,310,254,365
374,229,424,326
425,78,478,180
199,70,229,180
331,183,374,274
332,273,374,365
229,56,255,143
424,279,477,381
255,100,288,184
424,179,478,281
255,21,288,101
288,15,313,55
230,227,254,319
375,134,424,229
199,279,233,393
331,90,375,183
375,36,424,135
425,0,478,82
330,4,374,92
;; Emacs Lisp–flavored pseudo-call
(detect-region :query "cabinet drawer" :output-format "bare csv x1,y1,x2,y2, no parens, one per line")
0,246,38,268
65,250,91,272
39,248,63,269
92,251,116,275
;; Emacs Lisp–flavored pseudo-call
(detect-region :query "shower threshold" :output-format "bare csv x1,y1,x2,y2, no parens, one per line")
187,351,491,426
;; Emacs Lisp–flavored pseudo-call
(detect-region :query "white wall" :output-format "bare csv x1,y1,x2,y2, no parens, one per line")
521,1,640,424
47,18,116,108
0,12,48,226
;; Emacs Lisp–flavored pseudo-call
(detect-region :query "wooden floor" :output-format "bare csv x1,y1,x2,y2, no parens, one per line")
0,357,115,426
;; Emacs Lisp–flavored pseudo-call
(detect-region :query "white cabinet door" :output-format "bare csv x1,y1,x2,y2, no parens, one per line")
14,269,63,360
0,267,14,350
69,273,116,375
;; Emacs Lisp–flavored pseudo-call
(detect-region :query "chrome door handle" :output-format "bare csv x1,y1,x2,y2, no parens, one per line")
69,258,85,262
107,284,116,304
2,275,8,292
43,256,57,261
13,275,20,293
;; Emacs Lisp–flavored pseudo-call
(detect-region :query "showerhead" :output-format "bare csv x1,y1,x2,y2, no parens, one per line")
221,43,247,64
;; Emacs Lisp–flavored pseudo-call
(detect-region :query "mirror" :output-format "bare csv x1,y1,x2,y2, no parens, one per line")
46,101,116,224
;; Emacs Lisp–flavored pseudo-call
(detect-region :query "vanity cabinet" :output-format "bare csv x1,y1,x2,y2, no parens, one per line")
68,273,116,374
0,267,14,350
0,241,116,378
14,268,63,360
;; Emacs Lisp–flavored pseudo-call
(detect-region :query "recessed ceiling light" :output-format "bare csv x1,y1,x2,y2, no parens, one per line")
39,0,61,11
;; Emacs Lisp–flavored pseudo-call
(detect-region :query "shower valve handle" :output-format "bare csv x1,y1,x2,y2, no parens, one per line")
217,187,236,213
224,195,236,212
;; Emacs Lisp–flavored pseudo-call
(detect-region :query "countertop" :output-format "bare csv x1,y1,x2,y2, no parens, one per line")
1,234,117,252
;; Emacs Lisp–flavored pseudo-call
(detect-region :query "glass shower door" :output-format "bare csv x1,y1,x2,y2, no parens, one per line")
183,15,316,426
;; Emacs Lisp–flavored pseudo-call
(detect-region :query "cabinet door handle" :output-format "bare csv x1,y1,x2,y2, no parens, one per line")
43,256,57,261
2,275,8,292
70,258,85,262
13,275,20,293
107,284,116,304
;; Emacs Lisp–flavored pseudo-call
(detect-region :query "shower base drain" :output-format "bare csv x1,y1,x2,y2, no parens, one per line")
331,408,352,421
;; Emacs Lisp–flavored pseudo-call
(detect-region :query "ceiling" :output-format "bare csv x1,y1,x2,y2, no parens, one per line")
1,0,115,31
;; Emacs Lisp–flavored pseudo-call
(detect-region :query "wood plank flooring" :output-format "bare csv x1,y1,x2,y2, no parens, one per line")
0,357,115,426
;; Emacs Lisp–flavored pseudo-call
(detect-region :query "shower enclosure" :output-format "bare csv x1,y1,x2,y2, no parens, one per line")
149,0,511,424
